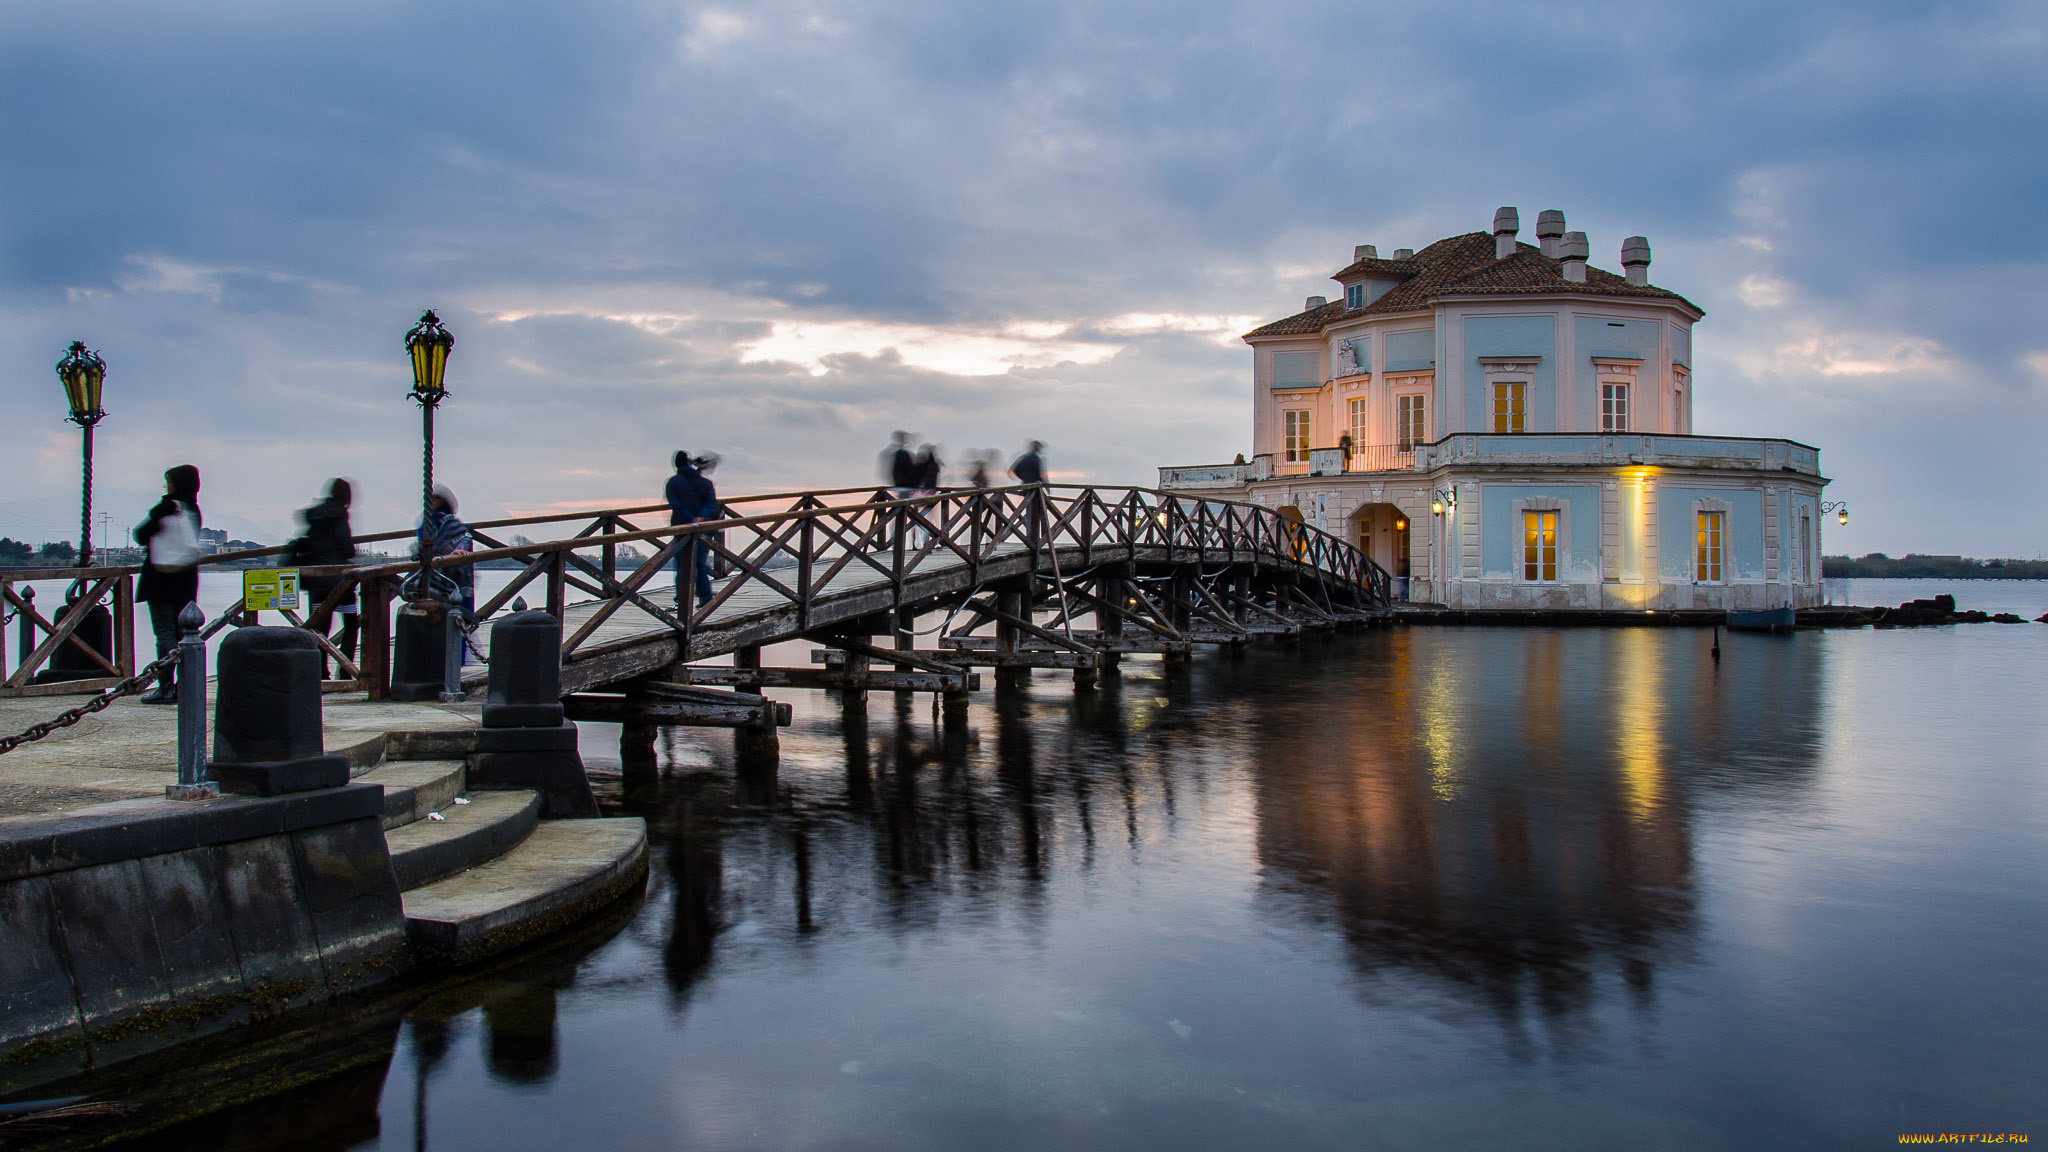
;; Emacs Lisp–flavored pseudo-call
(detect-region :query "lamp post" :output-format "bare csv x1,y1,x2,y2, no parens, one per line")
403,310,455,524
54,341,107,567
1430,487,1456,593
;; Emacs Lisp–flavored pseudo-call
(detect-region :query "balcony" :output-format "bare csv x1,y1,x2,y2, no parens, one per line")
1414,432,1821,475
1158,445,1421,489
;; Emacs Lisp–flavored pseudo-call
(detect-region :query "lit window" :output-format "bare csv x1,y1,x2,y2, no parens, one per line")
1347,398,1368,452
1493,382,1526,433
1601,383,1629,432
1522,511,1557,581
1345,284,1364,309
1283,410,1312,462
1695,511,1725,583
1397,394,1427,451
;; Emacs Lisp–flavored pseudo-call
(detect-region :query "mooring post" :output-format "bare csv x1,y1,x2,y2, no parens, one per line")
1096,570,1123,674
842,648,870,709
166,602,218,801
733,643,781,773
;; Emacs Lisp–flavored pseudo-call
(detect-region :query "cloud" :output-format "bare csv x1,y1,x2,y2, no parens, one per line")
0,0,2044,554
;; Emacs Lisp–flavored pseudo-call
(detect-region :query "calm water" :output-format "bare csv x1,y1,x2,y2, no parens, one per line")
73,589,2048,1150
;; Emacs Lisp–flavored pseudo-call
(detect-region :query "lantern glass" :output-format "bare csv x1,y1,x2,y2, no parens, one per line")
404,310,455,401
55,341,106,420
1431,499,1443,515
1838,509,1848,526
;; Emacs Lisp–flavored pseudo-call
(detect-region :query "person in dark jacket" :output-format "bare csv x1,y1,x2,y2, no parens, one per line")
132,464,202,703
294,478,358,676
665,451,716,609
1009,440,1045,485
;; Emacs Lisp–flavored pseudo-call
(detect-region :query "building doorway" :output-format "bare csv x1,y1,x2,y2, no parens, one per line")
1350,502,1412,596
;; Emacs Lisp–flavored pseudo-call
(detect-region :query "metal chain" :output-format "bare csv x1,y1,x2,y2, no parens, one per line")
0,650,180,755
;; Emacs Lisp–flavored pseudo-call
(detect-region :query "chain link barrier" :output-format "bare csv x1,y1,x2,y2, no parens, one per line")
0,650,179,755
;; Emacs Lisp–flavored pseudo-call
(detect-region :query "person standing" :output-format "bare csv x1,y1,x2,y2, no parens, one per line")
1009,440,1046,543
133,464,203,704
665,451,716,609
293,478,359,677
968,452,991,489
415,484,474,619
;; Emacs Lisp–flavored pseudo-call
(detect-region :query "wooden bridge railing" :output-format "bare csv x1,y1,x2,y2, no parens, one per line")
0,484,1387,699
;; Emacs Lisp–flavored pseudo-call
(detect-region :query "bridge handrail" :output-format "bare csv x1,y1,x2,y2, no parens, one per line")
1,483,1388,698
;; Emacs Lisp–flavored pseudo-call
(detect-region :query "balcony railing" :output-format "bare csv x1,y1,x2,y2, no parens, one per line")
1415,432,1821,475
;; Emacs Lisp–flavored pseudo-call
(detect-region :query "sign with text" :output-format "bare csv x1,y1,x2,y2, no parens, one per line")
242,568,301,613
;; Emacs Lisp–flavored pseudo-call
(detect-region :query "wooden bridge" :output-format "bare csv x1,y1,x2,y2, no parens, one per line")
2,484,1390,751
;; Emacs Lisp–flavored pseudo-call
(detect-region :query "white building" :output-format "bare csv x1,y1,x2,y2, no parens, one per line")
1161,208,1832,611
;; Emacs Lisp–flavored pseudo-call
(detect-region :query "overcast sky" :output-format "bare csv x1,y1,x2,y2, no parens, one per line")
3,0,2043,554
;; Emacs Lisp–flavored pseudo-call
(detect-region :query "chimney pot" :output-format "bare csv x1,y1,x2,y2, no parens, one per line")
1305,295,1328,311
1559,231,1589,283
1536,209,1567,258
1354,244,1378,261
1493,207,1520,259
1621,236,1652,285
1392,248,1414,260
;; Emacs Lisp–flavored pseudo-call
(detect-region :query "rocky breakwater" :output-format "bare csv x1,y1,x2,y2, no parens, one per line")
1799,594,2035,628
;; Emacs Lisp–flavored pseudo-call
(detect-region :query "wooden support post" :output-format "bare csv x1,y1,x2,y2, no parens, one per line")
621,721,658,775
842,649,869,709
995,586,1028,693
736,643,762,670
1097,571,1123,673
894,605,916,694
361,576,392,700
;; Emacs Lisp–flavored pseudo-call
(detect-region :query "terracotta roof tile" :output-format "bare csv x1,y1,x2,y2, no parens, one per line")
1244,231,1701,340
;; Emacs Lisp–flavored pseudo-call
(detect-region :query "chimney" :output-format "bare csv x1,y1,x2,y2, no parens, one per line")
1392,248,1414,260
1354,244,1378,262
1621,236,1652,285
1559,232,1589,282
1536,210,1567,258
1305,295,1328,311
1492,206,1520,259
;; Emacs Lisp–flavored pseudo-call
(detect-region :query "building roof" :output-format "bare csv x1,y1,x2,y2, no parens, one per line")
1243,231,1702,340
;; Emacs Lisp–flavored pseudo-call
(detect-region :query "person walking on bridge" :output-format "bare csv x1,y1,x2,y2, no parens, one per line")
666,451,716,610
291,478,359,678
1009,441,1046,544
133,464,203,704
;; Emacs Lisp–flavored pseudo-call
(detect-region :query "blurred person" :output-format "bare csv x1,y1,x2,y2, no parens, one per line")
292,478,359,678
133,464,203,704
1008,440,1045,485
915,444,943,493
415,484,475,621
968,452,992,489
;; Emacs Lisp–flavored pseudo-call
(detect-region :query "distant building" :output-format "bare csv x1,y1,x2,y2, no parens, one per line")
1161,207,1830,611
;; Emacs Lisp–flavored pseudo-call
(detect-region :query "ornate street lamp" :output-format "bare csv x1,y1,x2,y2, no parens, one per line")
55,341,107,567
1822,500,1848,526
403,310,455,522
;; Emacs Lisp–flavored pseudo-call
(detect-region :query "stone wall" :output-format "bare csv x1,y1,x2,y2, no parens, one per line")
0,783,407,1095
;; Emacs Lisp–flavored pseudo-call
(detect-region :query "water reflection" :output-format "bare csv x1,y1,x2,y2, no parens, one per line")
91,628,1845,1148
1247,629,1824,1055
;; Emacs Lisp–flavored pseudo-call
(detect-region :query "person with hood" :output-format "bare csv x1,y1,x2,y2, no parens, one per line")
132,464,203,703
665,451,716,609
293,478,359,676
415,484,474,618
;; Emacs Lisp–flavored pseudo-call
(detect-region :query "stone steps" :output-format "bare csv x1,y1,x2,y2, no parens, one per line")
400,818,648,967
356,759,468,829
385,790,542,891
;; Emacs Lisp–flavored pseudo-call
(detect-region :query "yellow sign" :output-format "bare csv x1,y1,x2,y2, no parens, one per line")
242,568,301,613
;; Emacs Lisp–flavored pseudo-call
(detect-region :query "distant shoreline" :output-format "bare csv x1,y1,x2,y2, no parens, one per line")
1823,556,2048,580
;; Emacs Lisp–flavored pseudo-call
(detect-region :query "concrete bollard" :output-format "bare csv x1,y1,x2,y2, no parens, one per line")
208,626,349,796
389,599,460,702
471,611,598,818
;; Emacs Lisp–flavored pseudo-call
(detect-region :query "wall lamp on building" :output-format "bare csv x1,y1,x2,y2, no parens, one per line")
55,340,108,567
1431,488,1457,516
1821,500,1848,526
